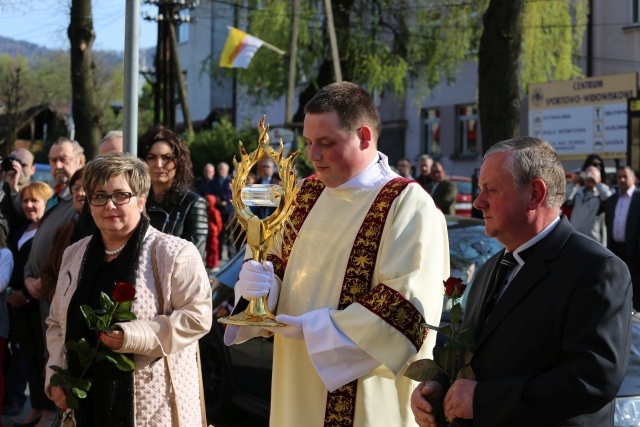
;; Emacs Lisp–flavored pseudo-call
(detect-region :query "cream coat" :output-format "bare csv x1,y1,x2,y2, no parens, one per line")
45,226,212,426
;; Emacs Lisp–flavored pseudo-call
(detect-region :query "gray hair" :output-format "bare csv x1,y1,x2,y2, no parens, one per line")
485,137,565,208
101,130,123,142
84,152,150,199
51,137,84,156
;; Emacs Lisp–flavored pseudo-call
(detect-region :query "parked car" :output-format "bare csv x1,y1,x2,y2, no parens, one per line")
450,175,473,217
32,162,55,187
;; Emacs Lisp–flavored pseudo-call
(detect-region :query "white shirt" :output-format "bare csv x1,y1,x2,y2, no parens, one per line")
498,216,561,298
613,186,636,243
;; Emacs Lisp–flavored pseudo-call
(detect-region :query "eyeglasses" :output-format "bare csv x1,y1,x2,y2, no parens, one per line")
89,192,137,206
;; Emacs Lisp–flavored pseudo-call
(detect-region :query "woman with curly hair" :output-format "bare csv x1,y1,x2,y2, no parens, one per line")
138,124,208,260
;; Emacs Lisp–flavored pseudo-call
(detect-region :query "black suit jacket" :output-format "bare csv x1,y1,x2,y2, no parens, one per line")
428,179,457,215
463,216,632,426
605,188,640,265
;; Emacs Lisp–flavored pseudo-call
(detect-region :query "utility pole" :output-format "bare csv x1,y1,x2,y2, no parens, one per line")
324,0,342,82
285,0,300,128
143,0,198,131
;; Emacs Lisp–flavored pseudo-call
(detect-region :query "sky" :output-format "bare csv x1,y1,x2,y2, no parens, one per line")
0,0,158,52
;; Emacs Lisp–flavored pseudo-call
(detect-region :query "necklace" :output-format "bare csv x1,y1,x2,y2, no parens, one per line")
104,244,126,256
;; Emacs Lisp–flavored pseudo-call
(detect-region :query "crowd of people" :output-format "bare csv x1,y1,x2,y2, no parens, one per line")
0,81,637,427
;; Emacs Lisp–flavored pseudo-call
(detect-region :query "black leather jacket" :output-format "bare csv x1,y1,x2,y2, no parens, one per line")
146,186,208,260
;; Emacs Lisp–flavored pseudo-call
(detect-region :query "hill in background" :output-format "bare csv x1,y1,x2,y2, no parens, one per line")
0,35,154,70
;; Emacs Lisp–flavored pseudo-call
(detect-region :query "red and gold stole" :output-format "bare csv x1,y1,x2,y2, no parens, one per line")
268,176,426,427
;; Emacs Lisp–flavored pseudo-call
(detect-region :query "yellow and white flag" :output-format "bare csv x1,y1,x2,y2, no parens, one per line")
219,27,265,69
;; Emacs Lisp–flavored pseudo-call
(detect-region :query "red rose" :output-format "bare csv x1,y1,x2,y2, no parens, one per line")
113,282,136,303
443,277,467,298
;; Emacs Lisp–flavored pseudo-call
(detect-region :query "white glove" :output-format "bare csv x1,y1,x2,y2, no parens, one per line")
235,260,280,312
265,314,304,340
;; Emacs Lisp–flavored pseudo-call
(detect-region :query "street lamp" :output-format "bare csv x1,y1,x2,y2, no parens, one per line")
110,101,123,118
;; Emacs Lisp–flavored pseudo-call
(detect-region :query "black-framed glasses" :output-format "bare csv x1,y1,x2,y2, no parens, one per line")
89,192,137,206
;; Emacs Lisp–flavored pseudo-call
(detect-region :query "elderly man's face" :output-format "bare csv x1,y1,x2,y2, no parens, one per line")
418,158,432,176
49,142,84,187
217,164,229,178
203,164,214,180
473,151,531,251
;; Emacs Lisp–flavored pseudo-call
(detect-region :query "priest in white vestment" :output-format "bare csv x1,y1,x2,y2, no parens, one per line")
225,82,449,427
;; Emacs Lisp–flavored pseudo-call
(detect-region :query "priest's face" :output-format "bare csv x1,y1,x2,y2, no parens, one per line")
303,112,374,188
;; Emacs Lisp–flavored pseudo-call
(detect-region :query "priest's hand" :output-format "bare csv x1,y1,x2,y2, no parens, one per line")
265,314,304,340
235,260,279,311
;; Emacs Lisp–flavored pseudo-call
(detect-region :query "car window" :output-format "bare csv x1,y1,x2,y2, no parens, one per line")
446,218,503,311
32,163,55,187
453,180,472,194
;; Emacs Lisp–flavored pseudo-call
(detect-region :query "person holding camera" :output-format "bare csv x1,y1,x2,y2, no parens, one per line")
567,166,611,245
2,148,37,228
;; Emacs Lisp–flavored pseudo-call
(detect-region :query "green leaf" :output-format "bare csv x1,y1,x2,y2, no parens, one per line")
433,346,456,375
49,365,66,374
115,311,137,322
105,352,135,372
450,303,463,326
100,291,115,311
438,324,454,338
404,359,447,382
80,305,100,329
458,328,475,347
71,387,87,399
457,365,476,380
77,378,92,392
117,300,132,313
97,315,110,331
50,373,63,386
66,394,80,410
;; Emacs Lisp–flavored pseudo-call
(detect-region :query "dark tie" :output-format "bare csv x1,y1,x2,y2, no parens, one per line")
484,251,517,319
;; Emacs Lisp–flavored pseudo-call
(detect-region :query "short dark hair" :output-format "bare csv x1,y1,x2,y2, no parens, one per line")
304,82,382,141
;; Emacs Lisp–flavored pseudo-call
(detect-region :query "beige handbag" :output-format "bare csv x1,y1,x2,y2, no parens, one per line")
152,236,209,427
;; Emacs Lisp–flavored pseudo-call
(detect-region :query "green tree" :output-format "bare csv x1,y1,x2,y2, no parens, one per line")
479,0,587,150
68,0,103,159
207,0,587,149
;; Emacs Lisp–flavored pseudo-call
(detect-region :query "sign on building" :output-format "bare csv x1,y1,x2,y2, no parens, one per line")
528,73,638,160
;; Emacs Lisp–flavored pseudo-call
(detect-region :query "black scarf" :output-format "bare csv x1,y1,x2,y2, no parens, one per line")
65,217,149,427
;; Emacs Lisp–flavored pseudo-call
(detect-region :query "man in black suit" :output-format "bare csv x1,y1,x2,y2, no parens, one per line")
426,161,457,215
411,137,632,427
605,165,640,310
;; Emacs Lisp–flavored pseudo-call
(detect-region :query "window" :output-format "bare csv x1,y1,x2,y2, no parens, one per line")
634,0,640,24
457,105,478,155
422,108,441,156
177,10,189,43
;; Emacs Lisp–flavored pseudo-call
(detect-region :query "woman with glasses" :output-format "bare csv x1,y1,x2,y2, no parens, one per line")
45,152,212,426
138,124,208,260
7,181,55,427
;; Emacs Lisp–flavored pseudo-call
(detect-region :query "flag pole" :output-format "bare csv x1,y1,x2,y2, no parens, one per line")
226,26,286,56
